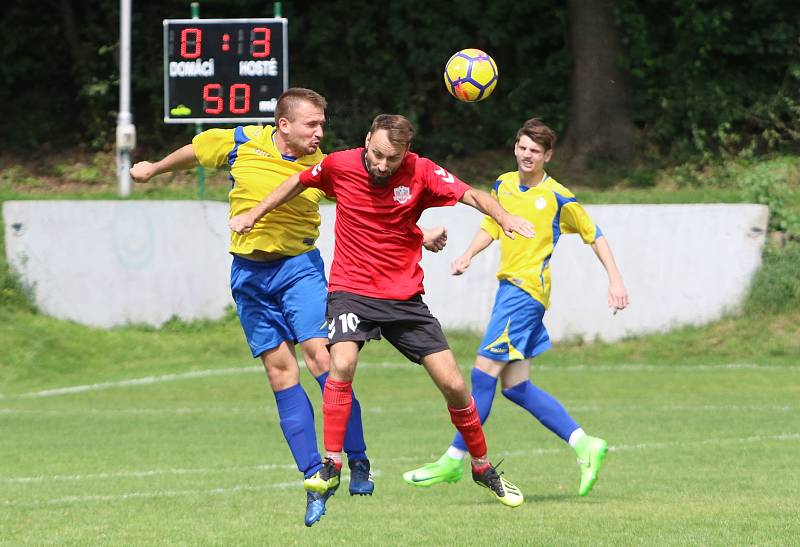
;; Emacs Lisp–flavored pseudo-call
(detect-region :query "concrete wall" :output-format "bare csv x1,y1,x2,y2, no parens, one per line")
415,204,768,342
3,201,231,327
4,201,768,341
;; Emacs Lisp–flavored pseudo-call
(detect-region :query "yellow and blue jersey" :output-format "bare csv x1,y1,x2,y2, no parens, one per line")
192,125,326,256
480,171,602,308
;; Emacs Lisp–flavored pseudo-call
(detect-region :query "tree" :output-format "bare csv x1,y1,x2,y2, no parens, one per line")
561,0,638,169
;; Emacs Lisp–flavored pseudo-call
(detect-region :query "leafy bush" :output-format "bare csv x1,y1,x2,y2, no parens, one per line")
737,161,800,233
1,1,798,164
617,0,800,157
745,242,800,315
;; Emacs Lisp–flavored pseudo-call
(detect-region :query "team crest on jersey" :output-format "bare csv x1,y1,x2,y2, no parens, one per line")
393,186,412,204
535,197,547,210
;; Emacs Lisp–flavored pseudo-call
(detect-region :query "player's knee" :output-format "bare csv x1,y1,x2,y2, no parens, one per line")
329,343,359,381
440,377,469,406
329,362,356,382
302,345,330,377
261,354,300,390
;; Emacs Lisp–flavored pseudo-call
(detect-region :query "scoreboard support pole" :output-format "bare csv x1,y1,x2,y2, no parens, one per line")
116,0,136,198
191,2,206,200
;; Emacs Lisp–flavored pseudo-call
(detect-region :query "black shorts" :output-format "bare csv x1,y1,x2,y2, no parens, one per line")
326,291,450,364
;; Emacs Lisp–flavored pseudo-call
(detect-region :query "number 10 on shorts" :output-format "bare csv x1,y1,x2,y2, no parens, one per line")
328,313,360,338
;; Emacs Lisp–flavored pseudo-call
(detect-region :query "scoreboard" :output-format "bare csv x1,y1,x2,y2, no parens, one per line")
163,18,288,123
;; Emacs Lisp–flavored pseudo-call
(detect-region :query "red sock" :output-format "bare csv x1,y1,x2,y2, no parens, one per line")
323,377,352,454
448,399,487,459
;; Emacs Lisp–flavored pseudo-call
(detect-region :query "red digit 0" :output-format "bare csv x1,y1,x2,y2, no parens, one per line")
229,84,251,114
180,28,202,59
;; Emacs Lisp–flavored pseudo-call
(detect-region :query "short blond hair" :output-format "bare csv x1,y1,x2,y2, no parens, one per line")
275,88,327,122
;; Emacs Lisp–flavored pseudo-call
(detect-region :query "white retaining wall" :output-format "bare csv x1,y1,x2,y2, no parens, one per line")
416,204,768,342
3,201,232,327
4,201,768,341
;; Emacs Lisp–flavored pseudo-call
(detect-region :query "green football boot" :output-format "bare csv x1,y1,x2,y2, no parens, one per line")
472,461,524,508
575,435,608,496
402,453,464,487
304,458,341,495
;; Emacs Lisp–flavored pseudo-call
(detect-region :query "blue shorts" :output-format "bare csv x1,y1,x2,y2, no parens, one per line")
477,280,552,362
230,249,328,357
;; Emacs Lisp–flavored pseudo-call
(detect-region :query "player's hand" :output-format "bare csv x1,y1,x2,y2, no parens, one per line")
229,212,257,234
501,214,535,239
423,226,448,252
608,279,629,315
451,254,472,275
130,161,156,183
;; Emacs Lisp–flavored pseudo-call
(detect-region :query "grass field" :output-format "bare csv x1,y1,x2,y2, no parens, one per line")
2,315,799,545
2,155,799,544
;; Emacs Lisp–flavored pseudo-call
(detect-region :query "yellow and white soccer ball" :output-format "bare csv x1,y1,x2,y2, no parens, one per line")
443,48,499,102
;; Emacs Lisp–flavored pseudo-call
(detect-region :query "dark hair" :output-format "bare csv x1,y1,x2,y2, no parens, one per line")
275,88,327,122
516,118,557,151
369,114,415,147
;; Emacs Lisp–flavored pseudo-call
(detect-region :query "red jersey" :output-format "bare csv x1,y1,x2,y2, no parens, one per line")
299,148,471,299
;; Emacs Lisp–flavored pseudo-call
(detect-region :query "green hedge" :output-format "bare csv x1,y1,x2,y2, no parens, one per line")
0,1,798,160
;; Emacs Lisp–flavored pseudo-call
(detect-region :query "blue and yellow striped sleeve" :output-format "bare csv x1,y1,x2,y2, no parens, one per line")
559,199,601,244
192,128,236,168
479,183,502,239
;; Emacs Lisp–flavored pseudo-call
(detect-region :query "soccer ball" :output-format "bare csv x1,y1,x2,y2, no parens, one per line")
443,49,499,102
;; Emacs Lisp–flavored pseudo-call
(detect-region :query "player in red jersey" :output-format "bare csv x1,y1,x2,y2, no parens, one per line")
229,114,534,511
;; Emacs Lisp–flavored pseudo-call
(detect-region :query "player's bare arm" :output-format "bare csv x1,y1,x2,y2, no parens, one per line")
130,143,198,183
591,236,630,314
451,229,494,275
421,226,448,253
228,173,305,234
459,188,534,239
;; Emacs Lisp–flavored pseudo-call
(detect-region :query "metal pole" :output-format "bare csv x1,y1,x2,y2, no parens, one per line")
191,1,206,200
271,3,282,131
116,0,136,197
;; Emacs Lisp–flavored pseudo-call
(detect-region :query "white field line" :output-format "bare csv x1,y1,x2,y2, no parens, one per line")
3,471,386,508
655,404,797,412
1,464,384,486
0,406,275,416
0,366,262,401
3,402,796,417
363,403,798,415
1,463,298,484
1,434,796,496
2,483,296,508
371,403,800,415
0,362,793,401
494,432,800,459
357,362,788,372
